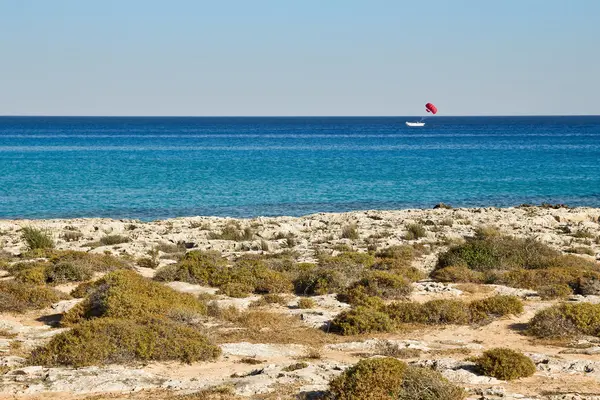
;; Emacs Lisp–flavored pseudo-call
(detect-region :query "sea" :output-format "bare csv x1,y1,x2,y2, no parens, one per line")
1,116,599,220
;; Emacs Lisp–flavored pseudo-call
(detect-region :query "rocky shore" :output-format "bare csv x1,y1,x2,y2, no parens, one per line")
1,206,600,399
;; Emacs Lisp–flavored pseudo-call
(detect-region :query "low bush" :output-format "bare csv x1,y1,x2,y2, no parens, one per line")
403,223,427,240
14,266,47,285
0,280,67,313
528,302,600,338
432,234,600,296
62,270,206,325
297,298,316,309
331,295,523,335
250,294,287,307
154,250,228,285
345,271,413,300
536,284,573,300
328,357,407,399
341,224,359,240
294,268,344,295
474,348,536,380
328,357,464,400
44,262,93,284
29,318,221,367
98,234,130,246
208,224,254,241
48,250,132,272
137,257,160,269
60,231,83,242
329,306,395,335
21,227,55,250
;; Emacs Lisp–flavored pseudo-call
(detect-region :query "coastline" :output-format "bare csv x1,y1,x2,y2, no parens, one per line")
2,206,599,261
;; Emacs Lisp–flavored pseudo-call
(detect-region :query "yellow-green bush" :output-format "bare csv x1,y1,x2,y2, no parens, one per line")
474,348,536,380
297,298,316,309
528,303,600,338
336,287,386,309
331,296,523,335
433,234,600,296
62,270,206,325
154,250,227,285
44,262,94,284
21,227,55,250
329,357,407,399
536,284,573,300
48,250,132,272
346,271,413,300
14,266,47,285
0,280,67,313
330,306,395,335
28,318,221,367
328,358,464,400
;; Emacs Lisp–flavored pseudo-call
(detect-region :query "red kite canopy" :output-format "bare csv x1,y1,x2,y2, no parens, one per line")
425,103,438,114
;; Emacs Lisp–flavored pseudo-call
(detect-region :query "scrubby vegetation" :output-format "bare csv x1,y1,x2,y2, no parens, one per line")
432,230,600,296
21,227,54,250
328,357,464,400
403,223,427,240
297,297,316,309
29,318,221,367
341,224,359,240
330,295,523,335
8,250,131,285
62,270,206,325
528,302,600,338
474,348,536,380
0,280,67,313
99,234,130,246
208,223,254,241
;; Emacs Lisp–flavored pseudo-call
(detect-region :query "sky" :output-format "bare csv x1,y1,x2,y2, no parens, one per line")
1,0,599,116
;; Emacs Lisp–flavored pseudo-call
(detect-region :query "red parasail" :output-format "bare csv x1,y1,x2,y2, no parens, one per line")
425,103,438,114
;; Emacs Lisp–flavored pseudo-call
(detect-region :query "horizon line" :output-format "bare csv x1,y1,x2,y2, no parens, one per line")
1,114,599,118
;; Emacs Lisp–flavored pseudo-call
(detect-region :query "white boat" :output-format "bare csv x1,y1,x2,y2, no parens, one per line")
406,121,425,127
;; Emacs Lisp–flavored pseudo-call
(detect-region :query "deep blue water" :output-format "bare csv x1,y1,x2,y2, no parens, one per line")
1,116,599,220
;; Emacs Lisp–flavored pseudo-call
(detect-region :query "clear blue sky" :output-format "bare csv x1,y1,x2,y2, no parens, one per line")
1,0,598,116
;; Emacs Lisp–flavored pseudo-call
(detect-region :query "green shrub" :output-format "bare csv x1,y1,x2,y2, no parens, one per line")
44,262,93,284
154,250,227,285
250,294,287,307
373,296,523,331
433,234,600,295
347,271,413,300
0,280,66,313
474,348,536,380
341,224,359,240
297,298,316,309
328,357,407,399
21,227,54,250
294,268,344,295
537,284,573,300
336,287,386,309
99,235,130,246
14,266,47,285
28,318,221,367
468,295,524,323
48,250,131,272
328,358,465,400
403,224,427,240
218,282,254,298
329,306,395,335
528,303,600,338
62,270,206,325
70,281,96,298
431,266,485,283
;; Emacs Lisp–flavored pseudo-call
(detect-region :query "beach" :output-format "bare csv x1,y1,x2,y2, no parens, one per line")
1,206,600,399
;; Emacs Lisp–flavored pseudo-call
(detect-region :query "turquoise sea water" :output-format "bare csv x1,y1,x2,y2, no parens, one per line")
1,116,599,220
